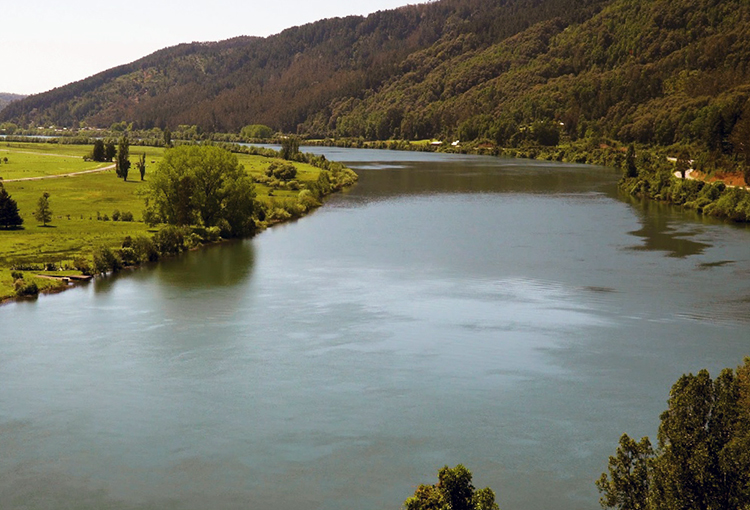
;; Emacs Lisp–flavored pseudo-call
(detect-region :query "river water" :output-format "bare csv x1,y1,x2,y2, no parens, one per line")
1,148,748,510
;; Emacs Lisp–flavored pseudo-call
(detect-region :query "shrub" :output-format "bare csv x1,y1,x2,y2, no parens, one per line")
112,209,121,221
10,270,23,280
153,225,190,256
92,245,122,274
131,235,159,263
73,256,92,275
121,211,134,222
15,278,39,297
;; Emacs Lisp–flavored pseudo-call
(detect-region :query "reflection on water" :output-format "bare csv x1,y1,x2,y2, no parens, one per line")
154,240,255,288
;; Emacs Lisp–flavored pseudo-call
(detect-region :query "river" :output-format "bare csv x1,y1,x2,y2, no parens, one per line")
1,147,748,510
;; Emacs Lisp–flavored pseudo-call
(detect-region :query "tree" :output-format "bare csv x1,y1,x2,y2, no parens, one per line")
92,139,106,162
136,152,146,180
405,465,499,510
280,136,300,160
164,128,172,148
596,435,653,510
104,139,116,162
116,136,130,181
144,145,257,237
0,183,23,229
598,358,750,510
34,192,52,226
625,144,638,178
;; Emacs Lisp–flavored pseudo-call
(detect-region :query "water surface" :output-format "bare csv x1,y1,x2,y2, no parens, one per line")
1,148,749,510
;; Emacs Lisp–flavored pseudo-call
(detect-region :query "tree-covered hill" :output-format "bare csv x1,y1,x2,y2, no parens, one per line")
0,0,604,132
0,93,26,112
3,0,750,156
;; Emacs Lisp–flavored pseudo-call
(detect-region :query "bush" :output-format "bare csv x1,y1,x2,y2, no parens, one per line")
92,245,122,274
10,270,23,280
112,209,121,221
131,235,159,263
73,256,92,275
121,211,134,222
153,225,190,256
15,278,39,297
266,161,297,181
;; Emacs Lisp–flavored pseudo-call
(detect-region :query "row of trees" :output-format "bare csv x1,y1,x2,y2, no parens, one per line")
597,358,750,510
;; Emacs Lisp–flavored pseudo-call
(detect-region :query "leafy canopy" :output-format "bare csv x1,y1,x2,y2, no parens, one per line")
144,145,257,237
597,358,750,510
405,465,499,510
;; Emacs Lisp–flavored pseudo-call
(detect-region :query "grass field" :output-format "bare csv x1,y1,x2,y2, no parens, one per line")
0,142,328,301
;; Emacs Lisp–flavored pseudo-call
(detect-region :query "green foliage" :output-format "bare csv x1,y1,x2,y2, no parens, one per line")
597,358,750,510
104,140,116,162
116,136,130,180
280,136,300,160
241,124,274,139
404,465,499,510
92,139,106,162
136,152,146,181
92,244,122,274
266,161,297,180
0,183,23,229
34,192,52,226
14,277,39,297
144,145,257,237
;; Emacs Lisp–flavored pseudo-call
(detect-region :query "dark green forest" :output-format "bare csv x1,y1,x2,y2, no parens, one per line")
3,0,750,161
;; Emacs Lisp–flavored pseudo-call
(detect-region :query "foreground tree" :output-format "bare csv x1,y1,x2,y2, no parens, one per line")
0,183,23,228
405,465,499,510
598,358,750,510
116,136,130,180
144,145,257,237
34,192,52,226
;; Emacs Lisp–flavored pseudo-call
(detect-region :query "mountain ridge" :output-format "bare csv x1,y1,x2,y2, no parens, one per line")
3,0,750,158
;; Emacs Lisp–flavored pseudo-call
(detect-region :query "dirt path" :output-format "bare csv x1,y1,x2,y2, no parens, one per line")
2,164,116,182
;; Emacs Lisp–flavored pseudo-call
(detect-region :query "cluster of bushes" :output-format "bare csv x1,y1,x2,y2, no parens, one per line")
262,190,321,223
96,210,135,222
80,224,226,275
620,157,750,221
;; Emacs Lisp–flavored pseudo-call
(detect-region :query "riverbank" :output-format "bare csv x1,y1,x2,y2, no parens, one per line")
0,141,357,303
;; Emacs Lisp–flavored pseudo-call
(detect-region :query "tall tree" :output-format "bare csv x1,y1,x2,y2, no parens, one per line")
34,192,52,226
104,139,116,162
92,139,106,162
136,152,146,181
0,183,23,229
116,136,130,181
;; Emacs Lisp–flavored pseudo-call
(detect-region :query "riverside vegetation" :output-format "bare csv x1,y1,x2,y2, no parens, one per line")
0,139,356,301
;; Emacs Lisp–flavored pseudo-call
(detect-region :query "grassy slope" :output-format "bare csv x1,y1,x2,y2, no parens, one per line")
0,142,325,300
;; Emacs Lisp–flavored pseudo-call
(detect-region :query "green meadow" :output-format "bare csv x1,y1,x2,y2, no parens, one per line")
0,142,330,301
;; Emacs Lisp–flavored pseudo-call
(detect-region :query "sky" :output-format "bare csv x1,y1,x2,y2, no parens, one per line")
2,0,412,95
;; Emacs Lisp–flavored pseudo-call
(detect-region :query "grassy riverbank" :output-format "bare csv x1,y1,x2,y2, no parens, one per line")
0,141,356,301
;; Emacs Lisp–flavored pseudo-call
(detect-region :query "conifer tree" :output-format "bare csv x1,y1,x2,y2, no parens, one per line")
0,183,23,229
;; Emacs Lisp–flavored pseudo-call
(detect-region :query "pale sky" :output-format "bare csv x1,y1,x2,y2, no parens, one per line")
2,0,412,95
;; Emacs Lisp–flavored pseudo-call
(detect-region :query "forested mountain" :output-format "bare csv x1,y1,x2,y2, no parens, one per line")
3,0,750,154
0,93,26,112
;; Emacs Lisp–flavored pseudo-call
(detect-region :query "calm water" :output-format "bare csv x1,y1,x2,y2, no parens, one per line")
1,148,749,510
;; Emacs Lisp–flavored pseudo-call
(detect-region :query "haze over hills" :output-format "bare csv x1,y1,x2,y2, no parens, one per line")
3,0,750,154
0,93,26,112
